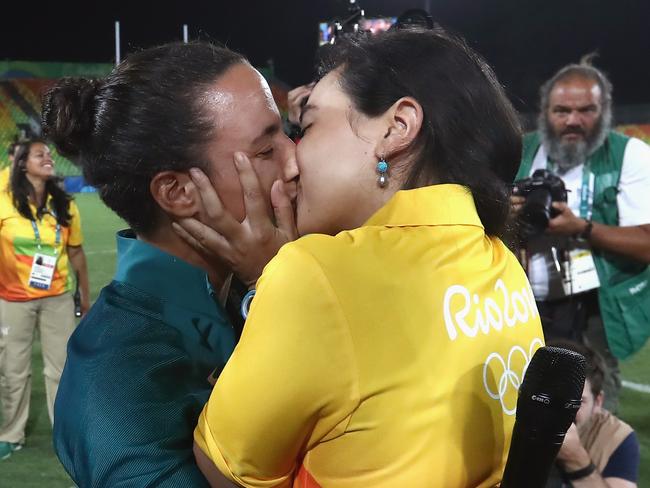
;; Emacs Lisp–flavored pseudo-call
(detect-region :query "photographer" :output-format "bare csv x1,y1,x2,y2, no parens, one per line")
284,82,314,141
512,59,650,412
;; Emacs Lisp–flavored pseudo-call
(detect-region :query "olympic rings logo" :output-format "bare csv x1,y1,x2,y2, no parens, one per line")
482,337,544,415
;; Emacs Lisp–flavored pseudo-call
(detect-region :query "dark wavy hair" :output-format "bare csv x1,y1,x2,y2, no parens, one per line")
318,29,522,237
42,41,245,235
11,139,72,226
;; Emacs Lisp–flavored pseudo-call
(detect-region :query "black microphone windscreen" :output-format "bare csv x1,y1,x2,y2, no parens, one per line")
500,346,586,488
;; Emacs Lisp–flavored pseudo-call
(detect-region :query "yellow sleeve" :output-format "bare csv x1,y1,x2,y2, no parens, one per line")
0,190,12,220
66,200,83,246
195,242,359,488
0,168,9,192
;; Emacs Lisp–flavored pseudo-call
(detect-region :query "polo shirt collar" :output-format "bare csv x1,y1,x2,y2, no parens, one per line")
363,184,484,229
114,230,219,317
30,193,54,217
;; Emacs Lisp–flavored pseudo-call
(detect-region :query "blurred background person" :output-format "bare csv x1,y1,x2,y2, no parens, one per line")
284,82,315,141
511,58,650,412
0,139,89,461
546,340,639,488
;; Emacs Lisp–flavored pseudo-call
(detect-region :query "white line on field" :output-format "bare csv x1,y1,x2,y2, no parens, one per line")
622,380,650,394
85,249,117,256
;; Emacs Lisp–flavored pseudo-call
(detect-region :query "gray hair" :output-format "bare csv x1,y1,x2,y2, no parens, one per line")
539,53,613,115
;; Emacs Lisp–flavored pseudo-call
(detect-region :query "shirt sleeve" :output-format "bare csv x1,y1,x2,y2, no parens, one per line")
54,309,212,488
66,200,84,246
617,137,650,226
194,242,359,488
0,190,13,221
601,431,640,482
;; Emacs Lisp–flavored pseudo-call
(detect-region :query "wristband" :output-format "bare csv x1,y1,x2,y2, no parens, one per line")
580,219,593,240
564,462,596,481
240,289,256,320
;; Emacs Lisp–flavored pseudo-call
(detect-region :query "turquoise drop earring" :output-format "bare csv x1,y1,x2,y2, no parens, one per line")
377,158,389,188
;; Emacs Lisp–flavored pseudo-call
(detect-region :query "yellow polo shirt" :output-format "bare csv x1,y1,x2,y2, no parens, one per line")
195,184,544,488
0,189,83,301
0,167,9,191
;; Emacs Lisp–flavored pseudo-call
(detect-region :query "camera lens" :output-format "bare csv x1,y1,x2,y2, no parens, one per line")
522,188,553,234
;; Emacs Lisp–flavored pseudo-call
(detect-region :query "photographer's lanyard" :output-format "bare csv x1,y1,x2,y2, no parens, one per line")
579,169,595,220
28,217,61,290
548,160,595,219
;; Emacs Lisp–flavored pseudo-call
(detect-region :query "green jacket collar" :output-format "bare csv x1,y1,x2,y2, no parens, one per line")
114,230,221,319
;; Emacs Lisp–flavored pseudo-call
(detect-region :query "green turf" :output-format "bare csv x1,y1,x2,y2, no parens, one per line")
618,342,650,485
1,192,649,486
74,193,126,302
0,342,74,487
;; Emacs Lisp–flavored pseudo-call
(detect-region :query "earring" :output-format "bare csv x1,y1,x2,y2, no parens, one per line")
376,158,389,188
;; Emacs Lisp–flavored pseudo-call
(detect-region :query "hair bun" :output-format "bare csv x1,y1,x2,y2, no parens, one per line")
41,77,101,159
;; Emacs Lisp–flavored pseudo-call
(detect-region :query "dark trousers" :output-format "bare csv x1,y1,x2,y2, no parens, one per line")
536,291,621,412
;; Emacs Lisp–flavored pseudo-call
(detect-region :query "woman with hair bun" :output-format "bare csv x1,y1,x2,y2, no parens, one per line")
41,41,297,487
0,139,89,461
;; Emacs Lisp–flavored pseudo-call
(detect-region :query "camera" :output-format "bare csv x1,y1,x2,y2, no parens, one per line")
319,3,435,46
319,0,366,46
513,169,568,237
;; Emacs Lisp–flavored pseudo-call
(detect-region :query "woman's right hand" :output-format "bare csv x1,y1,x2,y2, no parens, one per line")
510,195,526,216
287,83,315,125
173,152,298,288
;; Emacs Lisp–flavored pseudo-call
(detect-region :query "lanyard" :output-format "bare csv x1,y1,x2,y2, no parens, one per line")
30,216,61,253
547,160,594,220
579,169,595,220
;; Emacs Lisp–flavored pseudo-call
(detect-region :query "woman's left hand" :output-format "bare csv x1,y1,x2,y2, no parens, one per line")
173,152,298,288
67,244,91,319
79,295,91,317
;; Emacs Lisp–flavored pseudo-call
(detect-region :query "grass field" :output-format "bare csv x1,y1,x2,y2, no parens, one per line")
1,192,649,487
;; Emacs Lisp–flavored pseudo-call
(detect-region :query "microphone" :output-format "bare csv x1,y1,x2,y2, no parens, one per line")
500,346,585,488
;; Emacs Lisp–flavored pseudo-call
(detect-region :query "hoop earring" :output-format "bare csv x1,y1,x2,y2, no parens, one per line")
376,158,389,188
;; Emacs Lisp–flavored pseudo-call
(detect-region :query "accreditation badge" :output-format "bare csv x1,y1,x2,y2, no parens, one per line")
28,252,57,290
561,249,600,296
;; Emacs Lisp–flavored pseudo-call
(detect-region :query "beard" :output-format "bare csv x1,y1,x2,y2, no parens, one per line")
538,108,611,174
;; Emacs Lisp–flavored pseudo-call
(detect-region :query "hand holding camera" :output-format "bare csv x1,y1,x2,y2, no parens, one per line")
545,201,589,236
512,169,587,239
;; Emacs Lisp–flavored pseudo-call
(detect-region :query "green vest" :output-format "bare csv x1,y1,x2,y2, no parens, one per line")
519,131,650,359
